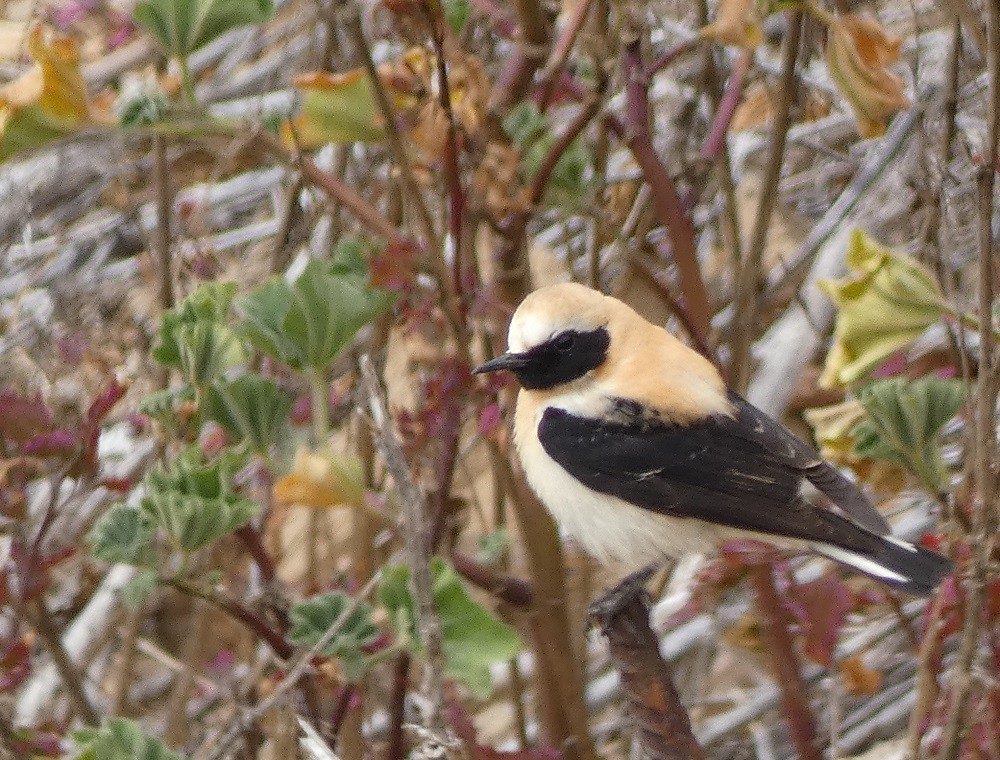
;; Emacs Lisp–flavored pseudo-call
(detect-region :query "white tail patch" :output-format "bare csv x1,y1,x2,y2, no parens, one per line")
885,536,918,552
812,544,909,585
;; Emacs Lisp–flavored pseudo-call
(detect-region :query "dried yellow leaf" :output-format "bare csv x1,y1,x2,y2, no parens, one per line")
272,447,365,510
700,0,763,48
825,13,909,138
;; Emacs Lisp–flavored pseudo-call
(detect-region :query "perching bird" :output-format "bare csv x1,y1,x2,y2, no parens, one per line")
474,283,952,596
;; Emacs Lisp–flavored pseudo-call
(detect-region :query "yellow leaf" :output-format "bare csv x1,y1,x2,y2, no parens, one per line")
283,70,387,147
0,23,106,161
804,399,868,462
273,447,365,510
700,0,763,48
818,230,945,387
825,13,909,138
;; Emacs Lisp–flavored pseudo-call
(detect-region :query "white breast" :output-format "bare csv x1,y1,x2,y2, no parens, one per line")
513,393,721,567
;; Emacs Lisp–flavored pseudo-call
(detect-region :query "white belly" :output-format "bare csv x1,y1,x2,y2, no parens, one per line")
514,402,720,567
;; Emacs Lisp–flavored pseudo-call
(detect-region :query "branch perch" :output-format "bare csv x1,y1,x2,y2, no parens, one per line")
588,577,704,760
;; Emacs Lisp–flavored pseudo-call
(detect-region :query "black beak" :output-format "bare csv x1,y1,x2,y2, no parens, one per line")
473,352,529,375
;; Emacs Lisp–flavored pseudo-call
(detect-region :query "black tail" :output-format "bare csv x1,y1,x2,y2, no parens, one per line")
811,512,953,596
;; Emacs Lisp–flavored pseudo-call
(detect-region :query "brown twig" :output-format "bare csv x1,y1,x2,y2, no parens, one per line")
936,3,1000,756
359,356,447,735
110,604,143,716
153,134,175,313
609,32,711,337
490,0,551,113
493,451,598,760
537,0,595,110
192,572,382,760
258,131,402,244
526,98,600,207
165,578,293,659
164,598,209,747
627,250,720,368
451,550,534,607
387,653,411,760
589,584,705,760
729,11,802,390
701,49,752,161
748,563,821,760
345,4,438,248
28,598,100,725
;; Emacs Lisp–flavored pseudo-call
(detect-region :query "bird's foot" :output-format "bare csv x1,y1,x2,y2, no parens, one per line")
587,564,657,627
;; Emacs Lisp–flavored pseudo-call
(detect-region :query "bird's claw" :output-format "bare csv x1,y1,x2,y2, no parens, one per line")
587,564,657,628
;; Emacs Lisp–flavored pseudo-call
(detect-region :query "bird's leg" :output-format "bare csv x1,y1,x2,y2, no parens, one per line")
587,563,658,624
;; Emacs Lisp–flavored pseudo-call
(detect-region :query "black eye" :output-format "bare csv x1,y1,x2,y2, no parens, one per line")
554,333,576,352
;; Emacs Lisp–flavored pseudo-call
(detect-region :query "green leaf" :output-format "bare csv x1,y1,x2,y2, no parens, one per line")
122,568,158,608
379,558,522,697
88,505,157,565
852,376,966,492
141,452,258,553
175,320,246,389
818,230,946,387
134,0,274,58
443,0,470,34
288,592,379,679
239,260,391,372
152,282,239,370
141,490,258,553
71,718,182,760
137,385,196,426
203,374,293,454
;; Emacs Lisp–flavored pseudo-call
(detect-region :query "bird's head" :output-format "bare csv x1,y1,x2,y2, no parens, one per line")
474,283,612,391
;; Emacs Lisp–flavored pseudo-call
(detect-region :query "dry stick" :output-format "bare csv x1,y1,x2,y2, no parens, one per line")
358,356,448,736
29,598,100,725
269,171,305,275
589,590,705,760
628,250,720,367
193,571,382,760
937,3,1000,757
493,454,598,760
345,4,437,248
164,599,210,747
490,0,551,113
257,131,401,244
906,25,963,759
110,604,144,716
729,11,802,391
748,564,822,760
153,134,174,313
611,35,710,337
537,0,595,110
166,578,293,659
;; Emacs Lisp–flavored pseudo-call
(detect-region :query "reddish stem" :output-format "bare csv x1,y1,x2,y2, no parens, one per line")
537,0,594,110
451,550,534,607
387,653,411,760
748,564,821,760
701,49,752,161
527,98,600,206
610,40,711,337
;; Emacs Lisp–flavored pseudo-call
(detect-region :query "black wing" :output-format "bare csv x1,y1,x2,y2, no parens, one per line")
725,393,891,535
537,394,888,550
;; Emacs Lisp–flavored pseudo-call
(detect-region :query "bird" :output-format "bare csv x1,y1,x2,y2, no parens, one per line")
474,282,952,597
